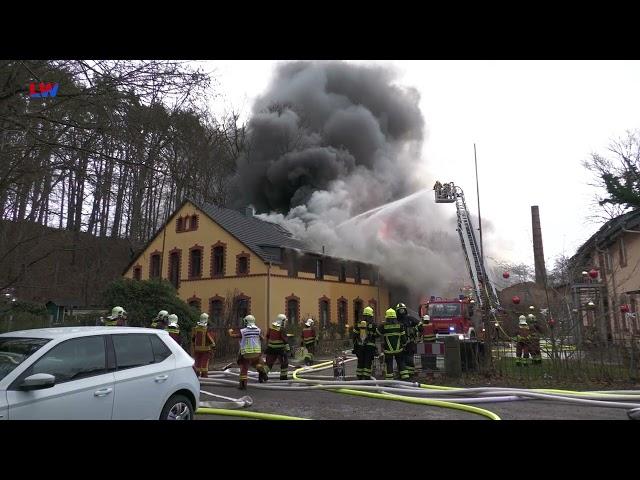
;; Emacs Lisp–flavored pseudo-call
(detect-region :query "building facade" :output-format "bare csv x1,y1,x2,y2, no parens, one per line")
123,200,390,333
571,210,640,343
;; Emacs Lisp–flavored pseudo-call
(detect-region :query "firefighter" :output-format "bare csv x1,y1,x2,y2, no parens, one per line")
167,314,181,344
103,306,127,326
396,302,421,380
192,313,215,378
516,315,530,366
527,313,543,365
151,310,169,329
352,306,378,380
228,315,268,390
378,308,409,381
301,318,319,366
420,314,438,372
265,313,290,381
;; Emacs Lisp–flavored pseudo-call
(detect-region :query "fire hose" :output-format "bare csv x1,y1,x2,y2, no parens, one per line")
198,352,640,420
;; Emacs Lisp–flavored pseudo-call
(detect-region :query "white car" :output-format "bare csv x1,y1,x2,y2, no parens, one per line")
0,327,200,420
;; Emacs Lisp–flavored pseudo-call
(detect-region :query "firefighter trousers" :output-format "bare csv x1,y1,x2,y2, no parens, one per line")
356,345,376,379
265,349,289,380
516,341,530,366
384,352,409,380
238,353,267,382
529,338,542,364
194,350,212,378
303,343,316,365
403,341,417,378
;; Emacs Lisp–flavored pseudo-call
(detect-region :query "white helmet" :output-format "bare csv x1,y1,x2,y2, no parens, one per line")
158,310,169,319
243,315,256,328
273,313,287,328
111,306,126,318
168,314,179,327
305,318,314,327
527,314,535,321
518,315,527,326
422,315,430,324
198,313,209,327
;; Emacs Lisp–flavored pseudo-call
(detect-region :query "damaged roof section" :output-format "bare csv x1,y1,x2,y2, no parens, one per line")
192,199,315,264
571,209,640,265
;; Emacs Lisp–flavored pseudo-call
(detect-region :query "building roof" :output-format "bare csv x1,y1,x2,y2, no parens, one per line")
571,209,640,265
192,199,312,263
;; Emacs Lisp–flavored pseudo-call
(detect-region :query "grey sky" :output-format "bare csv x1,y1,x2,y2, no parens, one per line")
198,60,640,268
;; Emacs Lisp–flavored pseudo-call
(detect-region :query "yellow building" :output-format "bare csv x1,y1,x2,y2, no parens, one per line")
123,199,389,332
571,210,640,342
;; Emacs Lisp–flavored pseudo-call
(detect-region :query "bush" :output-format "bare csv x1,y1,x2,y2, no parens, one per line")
103,278,198,345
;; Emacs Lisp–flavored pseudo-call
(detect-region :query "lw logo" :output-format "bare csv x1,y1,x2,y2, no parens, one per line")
29,82,59,98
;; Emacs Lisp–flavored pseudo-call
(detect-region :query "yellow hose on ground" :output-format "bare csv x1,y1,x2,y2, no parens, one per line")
197,407,309,420
292,362,501,420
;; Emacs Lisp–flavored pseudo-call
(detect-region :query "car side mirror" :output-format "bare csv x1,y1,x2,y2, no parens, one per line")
20,373,56,391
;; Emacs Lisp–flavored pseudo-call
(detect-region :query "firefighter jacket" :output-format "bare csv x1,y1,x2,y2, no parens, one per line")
517,325,530,343
399,314,421,344
377,321,407,354
151,319,167,329
421,323,436,342
528,321,543,339
167,326,181,343
231,326,263,356
302,327,318,346
266,326,289,352
192,325,215,352
352,321,378,348
103,317,126,327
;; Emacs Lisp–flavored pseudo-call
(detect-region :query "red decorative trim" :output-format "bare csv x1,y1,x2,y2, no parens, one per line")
318,295,331,329
236,251,250,276
211,241,227,277
285,294,301,324
168,248,182,289
187,295,202,310
188,244,204,279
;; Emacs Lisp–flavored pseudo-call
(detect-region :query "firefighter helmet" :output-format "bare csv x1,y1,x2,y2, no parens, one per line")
395,303,407,315
359,320,367,328
157,310,169,319
527,313,536,321
274,313,287,328
198,313,209,327
168,314,179,327
363,306,374,317
518,315,527,326
385,308,397,319
305,318,314,327
243,315,256,327
111,306,126,318
422,315,430,324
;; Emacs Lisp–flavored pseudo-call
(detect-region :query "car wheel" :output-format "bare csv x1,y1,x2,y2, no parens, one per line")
160,394,194,420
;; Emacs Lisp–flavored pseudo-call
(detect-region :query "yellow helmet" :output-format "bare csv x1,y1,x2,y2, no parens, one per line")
363,306,374,317
385,308,397,319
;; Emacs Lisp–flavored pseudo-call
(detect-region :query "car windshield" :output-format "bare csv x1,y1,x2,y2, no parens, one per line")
0,337,51,382
429,303,462,318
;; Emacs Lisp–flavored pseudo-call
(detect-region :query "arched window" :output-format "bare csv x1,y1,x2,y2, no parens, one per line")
168,249,181,289
176,217,184,232
319,296,330,330
209,297,224,327
150,253,161,278
353,298,363,325
211,243,226,277
188,296,201,310
234,295,251,327
133,266,142,280
286,295,300,325
236,252,250,276
190,214,199,231
189,246,203,279
338,298,348,328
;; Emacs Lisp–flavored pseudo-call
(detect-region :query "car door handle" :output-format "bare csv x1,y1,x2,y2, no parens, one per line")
155,375,169,382
94,388,113,397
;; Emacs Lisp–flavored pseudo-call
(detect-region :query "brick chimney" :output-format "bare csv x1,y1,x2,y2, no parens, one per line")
531,205,547,285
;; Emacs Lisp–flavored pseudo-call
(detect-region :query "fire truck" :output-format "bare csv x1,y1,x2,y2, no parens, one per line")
422,181,502,341
418,295,479,340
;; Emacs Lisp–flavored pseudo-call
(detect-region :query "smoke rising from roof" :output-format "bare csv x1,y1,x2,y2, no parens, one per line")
235,61,469,304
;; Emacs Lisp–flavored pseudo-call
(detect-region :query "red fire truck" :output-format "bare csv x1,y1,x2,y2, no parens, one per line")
418,295,479,340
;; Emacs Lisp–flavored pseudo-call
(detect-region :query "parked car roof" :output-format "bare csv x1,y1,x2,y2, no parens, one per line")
0,327,167,339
